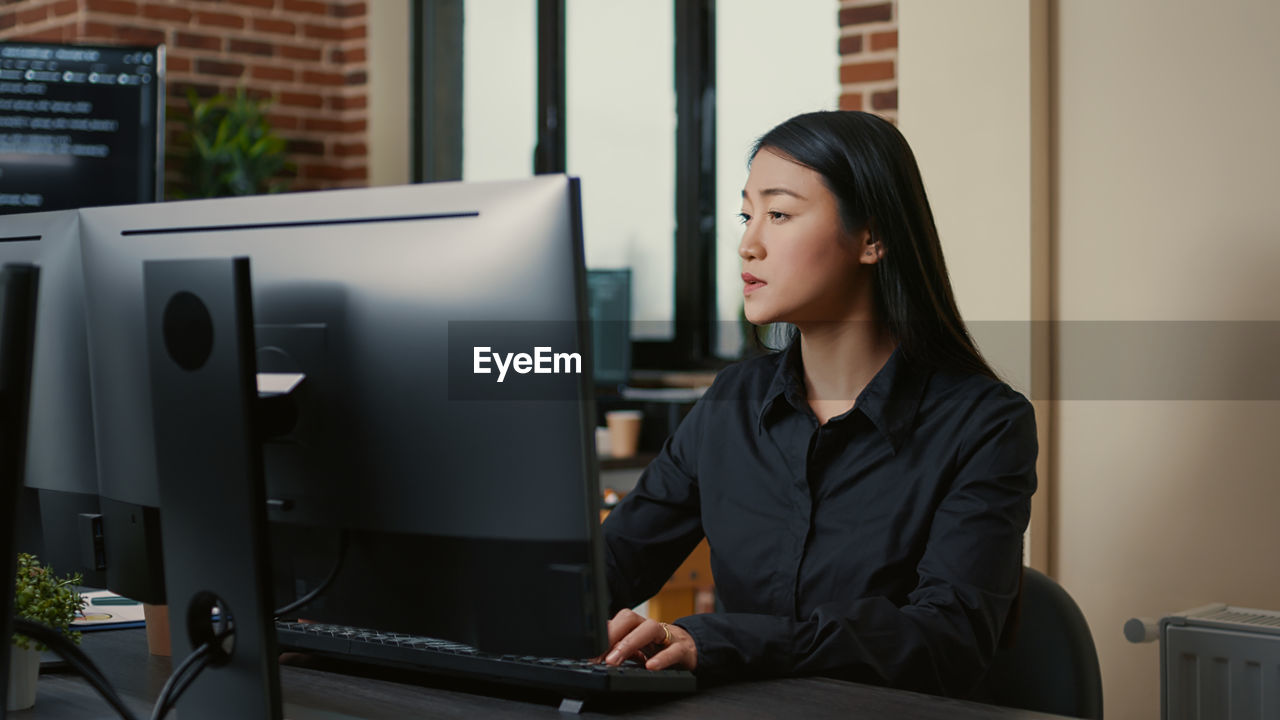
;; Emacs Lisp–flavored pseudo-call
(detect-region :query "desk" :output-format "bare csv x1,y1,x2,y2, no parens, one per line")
21,630,1073,719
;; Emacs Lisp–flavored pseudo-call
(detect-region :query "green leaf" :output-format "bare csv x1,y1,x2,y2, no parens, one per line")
12,553,83,651
177,85,291,198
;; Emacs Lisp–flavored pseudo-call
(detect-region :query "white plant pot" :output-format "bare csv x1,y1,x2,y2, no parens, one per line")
6,644,40,711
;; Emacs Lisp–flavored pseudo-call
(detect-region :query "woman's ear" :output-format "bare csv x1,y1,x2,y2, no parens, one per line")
860,230,884,265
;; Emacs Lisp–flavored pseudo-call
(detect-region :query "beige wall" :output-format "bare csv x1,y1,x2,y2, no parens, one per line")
902,1,1280,717
1055,1,1280,717
368,0,411,187
898,0,1052,569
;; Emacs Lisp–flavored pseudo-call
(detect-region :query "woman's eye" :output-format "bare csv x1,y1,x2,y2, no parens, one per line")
737,212,750,225
767,211,789,222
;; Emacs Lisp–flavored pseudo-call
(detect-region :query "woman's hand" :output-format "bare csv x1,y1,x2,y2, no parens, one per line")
598,608,697,671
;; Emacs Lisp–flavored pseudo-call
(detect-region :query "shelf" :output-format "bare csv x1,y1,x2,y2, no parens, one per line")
598,451,657,471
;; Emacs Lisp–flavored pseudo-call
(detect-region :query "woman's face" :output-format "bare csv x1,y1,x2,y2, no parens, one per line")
738,148,879,327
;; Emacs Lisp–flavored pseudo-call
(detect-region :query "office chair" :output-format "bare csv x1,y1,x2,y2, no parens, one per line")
975,567,1104,719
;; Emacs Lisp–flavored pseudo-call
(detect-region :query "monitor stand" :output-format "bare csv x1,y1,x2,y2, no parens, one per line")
0,265,40,720
143,257,282,719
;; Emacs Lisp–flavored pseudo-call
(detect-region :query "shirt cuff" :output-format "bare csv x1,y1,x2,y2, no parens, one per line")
672,613,795,680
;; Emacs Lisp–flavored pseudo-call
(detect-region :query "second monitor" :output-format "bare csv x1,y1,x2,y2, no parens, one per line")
79,176,610,658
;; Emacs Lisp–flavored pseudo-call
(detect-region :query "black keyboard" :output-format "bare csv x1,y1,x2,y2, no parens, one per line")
275,621,697,699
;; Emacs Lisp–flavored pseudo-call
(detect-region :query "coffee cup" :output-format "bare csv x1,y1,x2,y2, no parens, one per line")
605,410,643,458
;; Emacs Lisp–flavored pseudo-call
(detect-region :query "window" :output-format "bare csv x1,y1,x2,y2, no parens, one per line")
463,0,537,181
567,0,676,342
714,0,839,358
412,0,836,367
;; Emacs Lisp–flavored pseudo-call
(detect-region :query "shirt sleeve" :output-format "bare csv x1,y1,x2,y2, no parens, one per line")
601,394,708,614
673,386,1037,696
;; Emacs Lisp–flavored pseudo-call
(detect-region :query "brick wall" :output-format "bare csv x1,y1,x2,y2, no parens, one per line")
838,0,897,123
0,0,369,194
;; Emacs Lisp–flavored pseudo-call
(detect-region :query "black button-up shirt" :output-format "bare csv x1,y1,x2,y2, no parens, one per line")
602,341,1037,696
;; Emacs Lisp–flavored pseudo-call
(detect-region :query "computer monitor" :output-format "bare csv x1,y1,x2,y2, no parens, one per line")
587,269,632,393
0,42,164,215
0,210,105,587
79,177,609,657
0,263,39,709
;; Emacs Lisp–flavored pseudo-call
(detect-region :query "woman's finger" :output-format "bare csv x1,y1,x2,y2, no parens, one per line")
643,642,687,671
645,623,697,671
604,618,666,666
589,609,646,663
605,608,648,648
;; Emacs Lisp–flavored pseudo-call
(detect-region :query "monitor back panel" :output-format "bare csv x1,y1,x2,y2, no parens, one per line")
80,179,599,543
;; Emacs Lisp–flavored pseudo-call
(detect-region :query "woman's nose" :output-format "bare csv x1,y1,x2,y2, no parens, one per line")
738,224,762,261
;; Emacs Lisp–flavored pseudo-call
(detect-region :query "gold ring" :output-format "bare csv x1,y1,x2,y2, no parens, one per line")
660,622,672,646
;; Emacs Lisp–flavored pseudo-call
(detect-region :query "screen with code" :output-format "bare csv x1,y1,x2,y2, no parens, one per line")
0,42,162,215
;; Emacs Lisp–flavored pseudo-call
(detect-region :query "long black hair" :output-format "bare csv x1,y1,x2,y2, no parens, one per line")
751,110,997,380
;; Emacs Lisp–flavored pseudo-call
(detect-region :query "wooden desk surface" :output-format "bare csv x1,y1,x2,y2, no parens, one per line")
20,629,1073,720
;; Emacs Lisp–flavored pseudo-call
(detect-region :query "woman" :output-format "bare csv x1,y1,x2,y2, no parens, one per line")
599,110,1037,697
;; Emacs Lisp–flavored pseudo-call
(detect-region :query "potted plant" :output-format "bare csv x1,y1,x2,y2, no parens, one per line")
171,87,293,199
8,553,84,711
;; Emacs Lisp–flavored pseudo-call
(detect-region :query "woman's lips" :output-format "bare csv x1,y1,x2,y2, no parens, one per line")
742,272,765,296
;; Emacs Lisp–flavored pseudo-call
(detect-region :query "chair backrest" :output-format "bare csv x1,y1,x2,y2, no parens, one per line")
977,567,1104,719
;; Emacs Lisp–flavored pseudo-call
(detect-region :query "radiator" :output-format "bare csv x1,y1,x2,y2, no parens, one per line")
1127,604,1280,719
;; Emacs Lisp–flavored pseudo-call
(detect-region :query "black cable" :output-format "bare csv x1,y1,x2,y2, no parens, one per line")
60,529,350,720
149,640,212,720
159,655,209,718
11,619,121,713
11,618,140,720
150,527,340,720
11,618,110,691
150,617,242,720
274,529,349,619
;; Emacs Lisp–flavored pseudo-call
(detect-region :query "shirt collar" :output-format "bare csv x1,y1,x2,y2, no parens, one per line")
757,339,930,453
